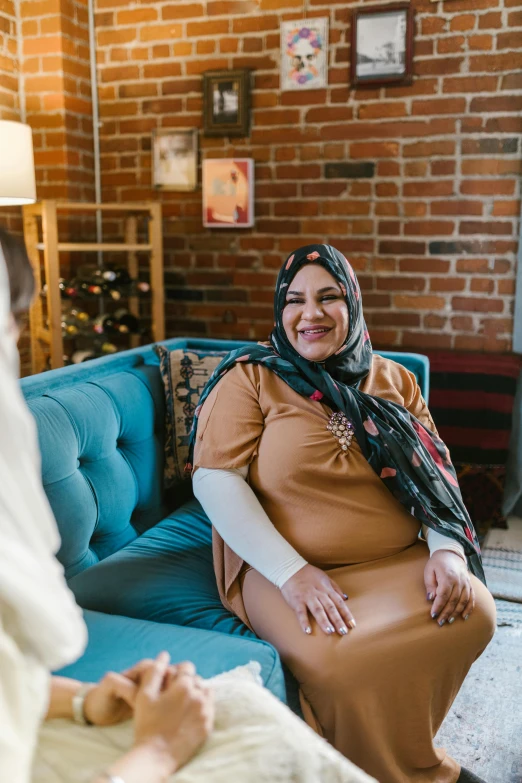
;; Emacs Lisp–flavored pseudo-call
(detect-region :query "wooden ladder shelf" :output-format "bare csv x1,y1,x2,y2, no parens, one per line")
23,200,165,374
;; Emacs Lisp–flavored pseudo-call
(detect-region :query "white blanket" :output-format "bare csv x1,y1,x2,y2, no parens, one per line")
34,663,376,783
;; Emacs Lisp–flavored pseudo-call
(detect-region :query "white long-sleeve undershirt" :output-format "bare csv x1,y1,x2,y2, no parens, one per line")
192,466,466,590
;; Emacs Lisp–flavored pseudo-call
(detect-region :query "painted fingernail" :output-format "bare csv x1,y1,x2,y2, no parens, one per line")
348,619,357,629
326,626,334,634
448,617,455,624
431,612,438,619
427,592,434,601
464,614,469,621
343,593,349,600
439,619,446,627
305,626,312,634
339,626,348,635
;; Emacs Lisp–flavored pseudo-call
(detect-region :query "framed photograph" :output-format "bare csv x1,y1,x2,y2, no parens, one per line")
351,4,413,88
203,69,251,137
152,128,198,191
202,158,254,229
280,18,328,91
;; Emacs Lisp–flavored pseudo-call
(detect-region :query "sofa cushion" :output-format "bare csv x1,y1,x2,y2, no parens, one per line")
68,499,249,636
155,346,226,488
55,609,286,703
26,365,167,580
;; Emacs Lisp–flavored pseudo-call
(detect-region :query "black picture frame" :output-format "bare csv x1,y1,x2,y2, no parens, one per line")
351,3,414,88
202,69,251,138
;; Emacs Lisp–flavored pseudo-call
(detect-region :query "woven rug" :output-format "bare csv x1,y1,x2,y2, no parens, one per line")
481,518,522,603
435,600,522,783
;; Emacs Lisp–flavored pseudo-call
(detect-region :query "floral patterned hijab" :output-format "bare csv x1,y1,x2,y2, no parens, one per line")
189,244,485,584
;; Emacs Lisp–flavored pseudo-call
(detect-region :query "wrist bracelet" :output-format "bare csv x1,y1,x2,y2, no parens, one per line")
71,682,95,725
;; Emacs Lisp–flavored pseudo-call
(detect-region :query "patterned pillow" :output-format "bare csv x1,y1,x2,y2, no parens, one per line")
155,346,226,488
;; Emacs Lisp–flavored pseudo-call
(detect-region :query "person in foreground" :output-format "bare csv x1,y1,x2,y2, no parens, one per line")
0,228,212,783
0,227,370,783
191,244,496,783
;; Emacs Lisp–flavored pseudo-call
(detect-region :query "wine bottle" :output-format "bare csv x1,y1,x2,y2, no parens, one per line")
61,314,80,337
71,349,98,363
114,308,140,334
69,341,118,364
70,308,90,324
93,313,121,335
101,341,118,354
48,278,79,299
94,268,131,297
79,279,103,297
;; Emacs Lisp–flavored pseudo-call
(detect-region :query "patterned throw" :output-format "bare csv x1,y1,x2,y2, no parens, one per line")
188,243,486,584
427,351,522,537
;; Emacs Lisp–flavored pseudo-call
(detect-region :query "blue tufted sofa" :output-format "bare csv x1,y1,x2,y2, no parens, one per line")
20,338,429,707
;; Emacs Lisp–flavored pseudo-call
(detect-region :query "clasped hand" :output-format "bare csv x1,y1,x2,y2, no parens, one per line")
82,652,214,772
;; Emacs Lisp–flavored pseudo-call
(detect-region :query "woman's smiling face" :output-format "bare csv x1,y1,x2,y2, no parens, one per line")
282,263,349,362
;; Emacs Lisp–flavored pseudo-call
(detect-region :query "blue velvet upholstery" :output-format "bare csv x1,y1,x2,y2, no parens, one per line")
25,365,166,579
20,338,429,697
56,610,285,702
69,499,248,637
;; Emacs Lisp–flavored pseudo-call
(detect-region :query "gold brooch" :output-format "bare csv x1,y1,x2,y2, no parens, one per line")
327,412,354,451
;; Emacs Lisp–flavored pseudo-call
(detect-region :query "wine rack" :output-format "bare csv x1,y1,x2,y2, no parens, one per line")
22,201,165,374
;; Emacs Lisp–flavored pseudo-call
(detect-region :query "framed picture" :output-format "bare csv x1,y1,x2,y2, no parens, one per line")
280,18,328,91
351,3,413,88
202,69,251,137
202,158,254,229
152,128,198,191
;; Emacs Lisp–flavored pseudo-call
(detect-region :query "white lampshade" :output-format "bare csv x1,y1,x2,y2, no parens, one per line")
0,120,37,206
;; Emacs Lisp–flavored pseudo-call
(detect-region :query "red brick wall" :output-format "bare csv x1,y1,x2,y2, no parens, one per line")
22,0,94,201
94,0,521,352
1,0,96,374
0,0,23,234
0,0,30,371
0,0,19,122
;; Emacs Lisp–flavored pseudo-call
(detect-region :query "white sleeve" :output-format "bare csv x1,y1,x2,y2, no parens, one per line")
422,525,466,562
192,466,307,589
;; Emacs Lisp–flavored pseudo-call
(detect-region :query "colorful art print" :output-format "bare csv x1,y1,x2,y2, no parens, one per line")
351,3,414,88
203,69,251,137
152,128,198,192
280,18,328,91
202,158,254,229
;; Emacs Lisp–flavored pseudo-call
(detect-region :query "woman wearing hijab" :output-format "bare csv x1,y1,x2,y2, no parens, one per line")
1,229,372,783
192,244,496,783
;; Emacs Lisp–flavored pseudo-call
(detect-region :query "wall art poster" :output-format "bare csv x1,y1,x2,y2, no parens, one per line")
280,18,328,91
351,4,413,87
202,158,254,228
203,69,250,137
152,128,198,191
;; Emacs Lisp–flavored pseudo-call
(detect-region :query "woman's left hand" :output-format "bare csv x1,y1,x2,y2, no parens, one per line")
83,659,185,726
424,550,474,627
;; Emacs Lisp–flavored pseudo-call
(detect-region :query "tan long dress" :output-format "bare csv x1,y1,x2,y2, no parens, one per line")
193,355,496,783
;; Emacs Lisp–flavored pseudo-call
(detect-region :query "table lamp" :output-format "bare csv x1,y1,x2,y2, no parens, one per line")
0,120,36,205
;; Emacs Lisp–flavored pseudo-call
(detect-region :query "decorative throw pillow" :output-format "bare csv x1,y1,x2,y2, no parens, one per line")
155,346,226,488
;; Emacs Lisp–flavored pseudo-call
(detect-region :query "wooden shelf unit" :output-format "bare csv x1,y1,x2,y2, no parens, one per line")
23,200,165,374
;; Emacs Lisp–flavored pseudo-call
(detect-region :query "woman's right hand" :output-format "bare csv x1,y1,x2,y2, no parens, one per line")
133,652,215,775
281,564,356,636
